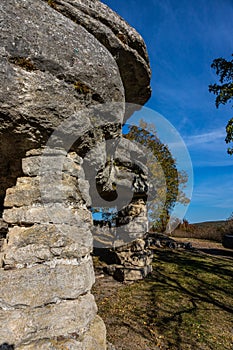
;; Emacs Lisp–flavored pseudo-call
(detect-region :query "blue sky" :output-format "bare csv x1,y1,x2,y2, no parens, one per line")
102,0,233,223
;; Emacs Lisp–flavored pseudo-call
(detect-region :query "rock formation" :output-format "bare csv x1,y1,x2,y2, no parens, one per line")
1,149,105,348
0,0,151,348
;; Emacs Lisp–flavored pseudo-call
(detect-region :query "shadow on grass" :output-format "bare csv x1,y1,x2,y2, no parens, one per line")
146,249,233,349
198,248,233,258
94,248,233,349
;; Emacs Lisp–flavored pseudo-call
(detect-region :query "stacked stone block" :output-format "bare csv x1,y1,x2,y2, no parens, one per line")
105,237,153,282
91,137,153,282
0,148,106,349
93,198,152,283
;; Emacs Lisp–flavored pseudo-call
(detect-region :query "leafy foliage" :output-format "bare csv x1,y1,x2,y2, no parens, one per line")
209,54,233,154
124,120,189,232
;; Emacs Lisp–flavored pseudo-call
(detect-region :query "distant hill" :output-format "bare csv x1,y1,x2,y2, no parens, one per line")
192,220,226,227
172,219,232,242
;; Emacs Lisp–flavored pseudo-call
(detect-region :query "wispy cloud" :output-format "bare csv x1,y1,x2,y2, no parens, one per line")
192,178,233,209
186,169,233,222
180,128,233,168
184,129,226,147
193,159,233,167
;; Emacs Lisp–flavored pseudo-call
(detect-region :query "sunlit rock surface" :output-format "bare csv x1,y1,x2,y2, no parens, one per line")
0,0,151,348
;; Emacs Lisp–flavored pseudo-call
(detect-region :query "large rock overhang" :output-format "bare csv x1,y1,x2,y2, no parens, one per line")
41,0,152,106
0,0,152,209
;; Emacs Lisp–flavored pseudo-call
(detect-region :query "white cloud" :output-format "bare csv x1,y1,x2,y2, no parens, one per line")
184,129,226,147
185,129,233,167
182,128,233,167
192,178,233,209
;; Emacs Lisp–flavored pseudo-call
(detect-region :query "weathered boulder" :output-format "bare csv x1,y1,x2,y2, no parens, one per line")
2,224,92,267
90,137,153,282
0,260,95,308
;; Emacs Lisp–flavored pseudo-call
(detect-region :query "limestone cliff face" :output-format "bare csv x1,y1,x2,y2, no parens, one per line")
0,0,151,348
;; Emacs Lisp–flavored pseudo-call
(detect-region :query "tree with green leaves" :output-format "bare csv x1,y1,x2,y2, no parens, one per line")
124,120,189,232
209,54,233,154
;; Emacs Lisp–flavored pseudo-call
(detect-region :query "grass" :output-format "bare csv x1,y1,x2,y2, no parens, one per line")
93,248,233,349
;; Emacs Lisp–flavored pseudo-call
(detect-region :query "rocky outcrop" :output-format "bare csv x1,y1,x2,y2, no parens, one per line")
42,0,151,106
0,0,152,210
0,0,125,208
0,0,151,348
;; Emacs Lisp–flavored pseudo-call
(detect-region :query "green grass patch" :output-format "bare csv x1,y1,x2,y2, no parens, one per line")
94,249,233,349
